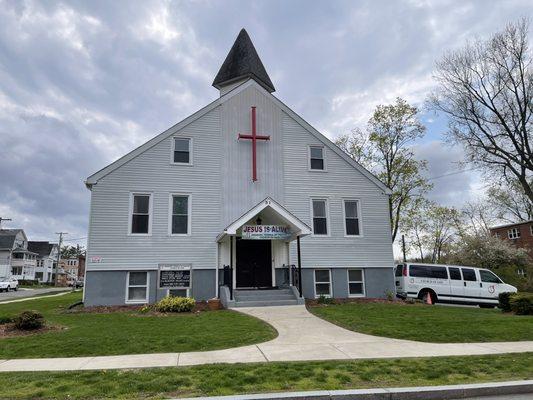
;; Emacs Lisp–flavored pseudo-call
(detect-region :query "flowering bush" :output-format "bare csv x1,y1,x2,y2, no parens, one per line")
154,296,195,313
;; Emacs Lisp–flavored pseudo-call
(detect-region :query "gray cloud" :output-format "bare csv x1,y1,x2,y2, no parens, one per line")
0,0,531,244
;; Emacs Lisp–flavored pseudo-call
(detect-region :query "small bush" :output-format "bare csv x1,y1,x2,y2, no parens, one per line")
154,296,195,313
498,292,514,312
509,293,533,316
14,310,45,330
0,316,13,325
317,295,334,305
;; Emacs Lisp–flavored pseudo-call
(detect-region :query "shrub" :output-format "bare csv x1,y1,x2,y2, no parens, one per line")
13,310,45,330
498,292,514,312
154,296,195,313
0,316,13,325
317,295,334,305
509,293,533,316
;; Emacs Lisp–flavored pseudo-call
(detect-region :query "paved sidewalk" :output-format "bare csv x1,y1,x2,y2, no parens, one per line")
0,289,72,304
0,305,532,372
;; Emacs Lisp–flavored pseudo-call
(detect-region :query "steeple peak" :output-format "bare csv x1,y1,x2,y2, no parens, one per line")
213,29,275,93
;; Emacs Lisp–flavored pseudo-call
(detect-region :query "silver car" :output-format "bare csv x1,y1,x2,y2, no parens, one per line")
0,277,19,292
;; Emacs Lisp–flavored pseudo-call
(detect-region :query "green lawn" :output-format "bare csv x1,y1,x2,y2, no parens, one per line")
309,302,533,343
0,353,532,399
0,292,277,358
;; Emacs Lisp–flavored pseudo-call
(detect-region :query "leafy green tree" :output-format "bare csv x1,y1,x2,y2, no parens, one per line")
61,245,85,259
336,98,432,243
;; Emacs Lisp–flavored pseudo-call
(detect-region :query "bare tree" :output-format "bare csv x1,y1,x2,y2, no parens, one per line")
336,98,432,243
431,18,533,202
487,179,533,222
456,200,496,237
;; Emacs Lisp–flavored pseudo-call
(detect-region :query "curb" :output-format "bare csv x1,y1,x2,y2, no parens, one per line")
175,380,533,400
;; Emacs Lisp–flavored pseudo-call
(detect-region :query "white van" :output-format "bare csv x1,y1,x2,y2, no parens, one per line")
395,263,517,307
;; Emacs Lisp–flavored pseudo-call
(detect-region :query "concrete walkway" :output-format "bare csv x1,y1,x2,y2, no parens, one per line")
0,305,532,372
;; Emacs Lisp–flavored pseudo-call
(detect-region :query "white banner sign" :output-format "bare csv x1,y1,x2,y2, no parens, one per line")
241,225,292,240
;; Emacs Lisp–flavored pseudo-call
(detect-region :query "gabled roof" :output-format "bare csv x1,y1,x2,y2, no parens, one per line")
217,197,312,241
0,229,24,250
212,29,275,93
28,241,57,258
85,79,391,194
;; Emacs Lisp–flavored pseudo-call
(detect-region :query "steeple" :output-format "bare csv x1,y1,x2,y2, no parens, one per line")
213,29,275,94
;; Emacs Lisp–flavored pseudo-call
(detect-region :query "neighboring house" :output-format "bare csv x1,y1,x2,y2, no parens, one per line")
27,241,59,283
0,229,37,280
490,220,533,258
58,257,80,286
84,29,395,307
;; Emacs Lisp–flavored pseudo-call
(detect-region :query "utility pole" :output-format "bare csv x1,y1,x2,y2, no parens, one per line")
402,234,407,263
0,217,12,229
55,232,68,286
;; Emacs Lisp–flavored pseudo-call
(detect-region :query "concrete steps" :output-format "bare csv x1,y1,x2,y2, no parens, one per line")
232,288,304,307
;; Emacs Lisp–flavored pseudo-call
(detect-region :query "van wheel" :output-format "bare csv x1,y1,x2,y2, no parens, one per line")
420,290,437,305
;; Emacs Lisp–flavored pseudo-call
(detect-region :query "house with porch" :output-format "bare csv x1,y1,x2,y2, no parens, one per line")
84,29,395,307
28,241,59,283
0,229,37,280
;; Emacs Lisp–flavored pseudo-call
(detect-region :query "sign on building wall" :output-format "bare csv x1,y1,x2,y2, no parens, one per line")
241,225,292,240
158,264,191,288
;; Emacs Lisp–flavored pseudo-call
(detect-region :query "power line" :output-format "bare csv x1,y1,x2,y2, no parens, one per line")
427,168,477,181
63,236,87,242
0,217,12,229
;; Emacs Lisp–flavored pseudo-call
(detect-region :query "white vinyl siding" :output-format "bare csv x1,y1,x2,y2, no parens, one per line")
126,271,149,303
347,269,365,297
314,269,331,297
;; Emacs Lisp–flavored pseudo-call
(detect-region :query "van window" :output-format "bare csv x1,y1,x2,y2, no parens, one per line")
448,267,461,280
409,265,448,279
395,265,404,277
461,268,477,281
480,270,502,283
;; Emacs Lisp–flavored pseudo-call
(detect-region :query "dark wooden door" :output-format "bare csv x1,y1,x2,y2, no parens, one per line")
236,239,272,288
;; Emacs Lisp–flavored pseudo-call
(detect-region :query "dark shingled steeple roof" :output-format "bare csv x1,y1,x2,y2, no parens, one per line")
213,29,275,93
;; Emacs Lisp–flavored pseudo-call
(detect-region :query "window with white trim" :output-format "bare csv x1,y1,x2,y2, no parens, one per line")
130,194,151,234
508,227,520,239
170,195,190,235
311,199,328,235
309,145,324,170
127,271,148,303
173,138,191,164
314,269,331,297
344,200,361,236
348,269,365,296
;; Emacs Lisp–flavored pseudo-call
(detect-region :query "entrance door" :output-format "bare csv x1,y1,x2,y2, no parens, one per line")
236,239,272,288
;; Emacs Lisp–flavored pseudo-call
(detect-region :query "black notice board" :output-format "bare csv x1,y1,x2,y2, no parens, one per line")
159,270,191,288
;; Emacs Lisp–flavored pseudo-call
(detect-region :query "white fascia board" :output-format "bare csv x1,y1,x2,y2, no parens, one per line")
223,197,312,236
251,82,392,195
85,80,257,188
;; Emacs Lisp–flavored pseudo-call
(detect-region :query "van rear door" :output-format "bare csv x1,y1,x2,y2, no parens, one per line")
395,264,405,292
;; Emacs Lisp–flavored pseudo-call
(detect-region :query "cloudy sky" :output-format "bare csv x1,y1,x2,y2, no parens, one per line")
0,0,531,246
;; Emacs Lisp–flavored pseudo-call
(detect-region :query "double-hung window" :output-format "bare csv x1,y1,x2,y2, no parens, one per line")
311,199,328,235
173,137,191,164
126,271,149,303
314,269,331,297
170,194,190,235
508,227,520,239
309,146,325,170
130,194,151,235
348,269,365,296
344,200,361,236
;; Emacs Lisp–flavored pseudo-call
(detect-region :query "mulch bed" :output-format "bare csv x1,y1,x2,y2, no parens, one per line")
306,297,418,307
0,323,65,339
68,300,216,315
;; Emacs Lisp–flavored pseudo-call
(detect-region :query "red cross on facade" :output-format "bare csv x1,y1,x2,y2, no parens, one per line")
238,106,270,182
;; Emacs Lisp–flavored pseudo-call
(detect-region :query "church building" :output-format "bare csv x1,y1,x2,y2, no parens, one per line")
84,29,395,307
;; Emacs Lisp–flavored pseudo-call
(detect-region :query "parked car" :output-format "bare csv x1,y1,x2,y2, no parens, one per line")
69,280,84,288
395,263,517,308
0,277,19,292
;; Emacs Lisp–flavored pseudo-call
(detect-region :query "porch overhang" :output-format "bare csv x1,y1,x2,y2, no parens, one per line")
216,197,312,242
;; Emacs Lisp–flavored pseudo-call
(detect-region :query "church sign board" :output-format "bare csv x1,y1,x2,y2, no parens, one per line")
158,264,191,289
241,225,291,240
